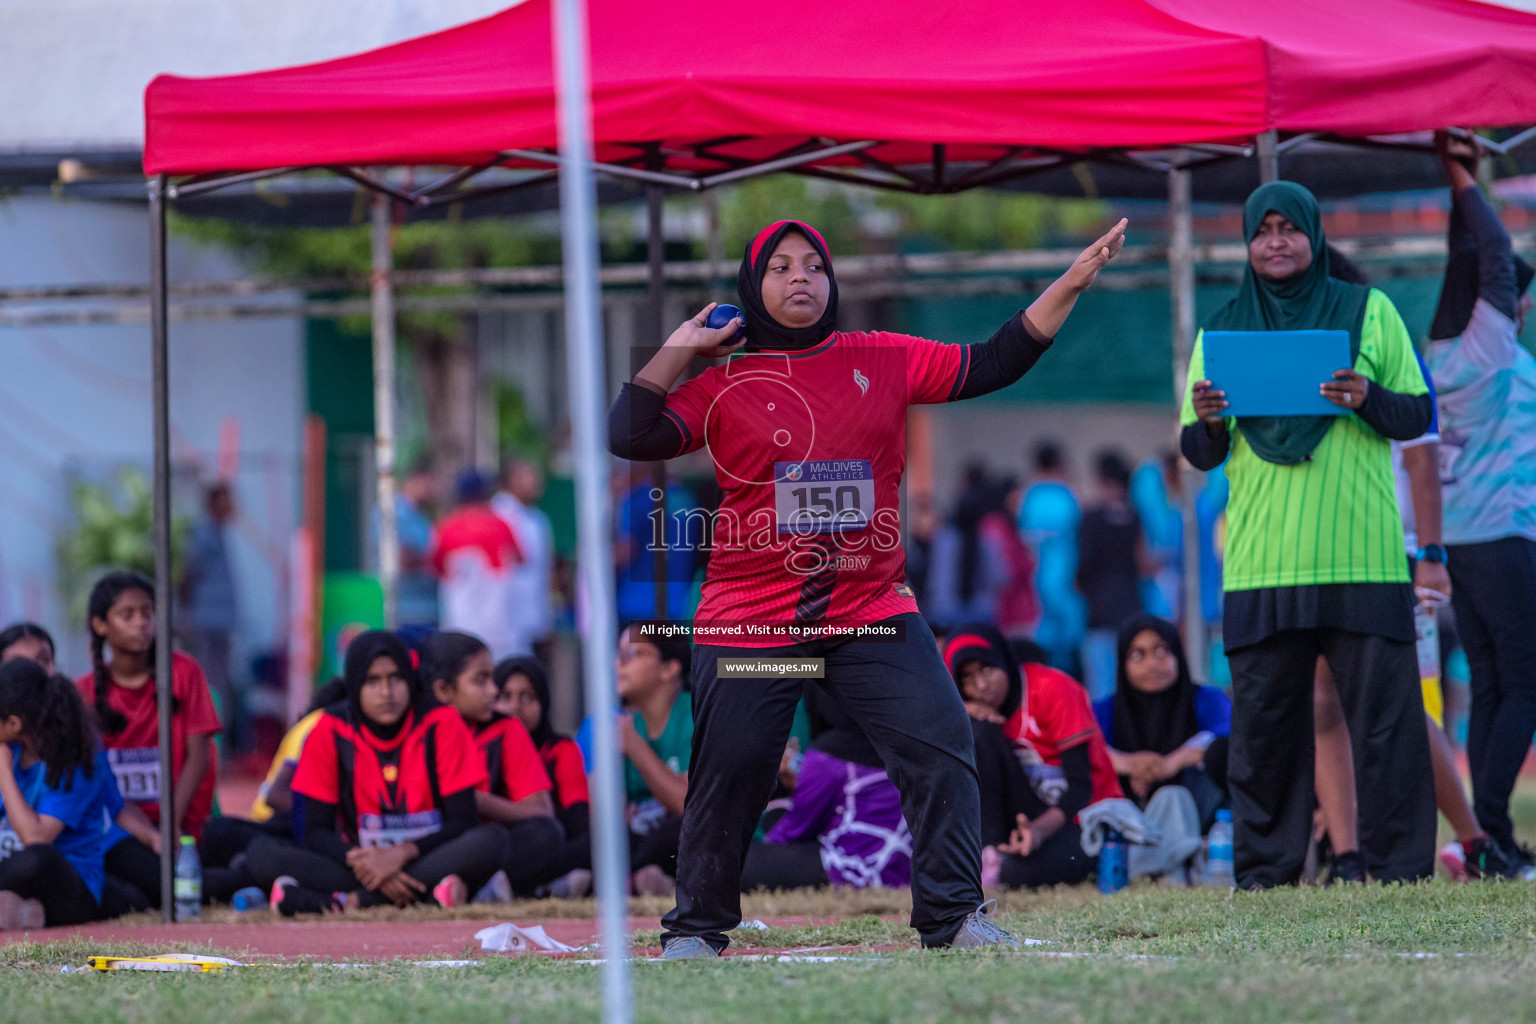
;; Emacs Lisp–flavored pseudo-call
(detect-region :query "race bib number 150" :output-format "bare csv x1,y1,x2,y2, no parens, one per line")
774,460,875,535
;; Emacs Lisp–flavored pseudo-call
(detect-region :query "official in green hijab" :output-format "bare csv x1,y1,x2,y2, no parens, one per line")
1202,181,1372,464
1177,179,1436,892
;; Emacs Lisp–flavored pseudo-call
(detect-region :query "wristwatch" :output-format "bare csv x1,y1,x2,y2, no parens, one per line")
1415,544,1448,564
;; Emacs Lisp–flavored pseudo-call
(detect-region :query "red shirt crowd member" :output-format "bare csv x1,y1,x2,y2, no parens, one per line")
495,657,590,815
431,470,525,660
609,216,1126,956
267,631,503,916
76,572,220,841
426,633,562,896
945,624,1122,890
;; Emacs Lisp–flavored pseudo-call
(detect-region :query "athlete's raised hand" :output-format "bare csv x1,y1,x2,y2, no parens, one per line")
1065,218,1128,293
1024,218,1129,339
665,303,746,359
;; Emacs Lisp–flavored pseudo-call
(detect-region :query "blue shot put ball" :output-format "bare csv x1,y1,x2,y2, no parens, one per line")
706,303,745,344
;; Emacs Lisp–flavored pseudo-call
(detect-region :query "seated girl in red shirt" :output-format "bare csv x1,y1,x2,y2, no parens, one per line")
495,655,593,898
75,572,220,912
423,632,563,897
943,624,1122,889
247,631,506,915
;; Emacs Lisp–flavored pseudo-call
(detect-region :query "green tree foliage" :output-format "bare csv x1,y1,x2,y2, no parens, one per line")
55,469,190,627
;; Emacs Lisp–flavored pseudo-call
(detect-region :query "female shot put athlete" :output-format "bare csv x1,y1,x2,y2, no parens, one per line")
609,217,1125,956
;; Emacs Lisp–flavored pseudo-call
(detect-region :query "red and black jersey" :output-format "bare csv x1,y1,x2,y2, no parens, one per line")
472,714,552,804
539,736,590,810
660,333,968,645
293,703,486,848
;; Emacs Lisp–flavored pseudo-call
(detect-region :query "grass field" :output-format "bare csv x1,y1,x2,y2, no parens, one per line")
7,792,1535,1024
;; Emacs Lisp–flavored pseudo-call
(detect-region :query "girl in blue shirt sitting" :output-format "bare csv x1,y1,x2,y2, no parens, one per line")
0,658,108,929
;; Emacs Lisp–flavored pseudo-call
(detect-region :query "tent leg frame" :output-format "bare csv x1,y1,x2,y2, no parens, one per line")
148,174,177,924
1168,162,1206,682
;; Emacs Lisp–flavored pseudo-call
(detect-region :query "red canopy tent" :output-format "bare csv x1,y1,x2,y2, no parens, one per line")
134,0,1536,938
145,0,1536,187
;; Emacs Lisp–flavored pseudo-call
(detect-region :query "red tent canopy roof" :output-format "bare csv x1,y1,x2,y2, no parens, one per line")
143,0,1536,177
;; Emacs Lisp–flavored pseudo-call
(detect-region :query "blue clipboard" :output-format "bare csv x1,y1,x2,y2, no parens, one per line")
1202,330,1352,418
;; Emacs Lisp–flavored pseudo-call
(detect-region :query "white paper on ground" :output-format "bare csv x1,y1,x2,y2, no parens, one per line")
475,922,581,953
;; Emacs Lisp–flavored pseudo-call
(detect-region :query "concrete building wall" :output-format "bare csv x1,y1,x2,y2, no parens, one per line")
0,194,303,677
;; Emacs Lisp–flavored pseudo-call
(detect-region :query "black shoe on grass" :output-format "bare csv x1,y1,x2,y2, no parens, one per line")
1463,838,1517,880
1328,850,1367,885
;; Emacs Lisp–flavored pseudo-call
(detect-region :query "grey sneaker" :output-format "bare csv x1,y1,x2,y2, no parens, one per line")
949,900,1021,949
660,936,721,960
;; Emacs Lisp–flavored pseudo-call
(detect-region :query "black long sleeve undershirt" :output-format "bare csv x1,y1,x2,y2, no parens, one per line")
1454,184,1520,322
605,313,1053,461
1055,743,1094,824
301,788,479,866
951,311,1053,400
1356,387,1434,441
608,380,684,462
1180,422,1229,471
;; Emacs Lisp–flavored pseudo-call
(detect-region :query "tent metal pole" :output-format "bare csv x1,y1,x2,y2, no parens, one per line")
647,185,670,622
147,173,177,923
1257,130,1280,183
553,0,632,1015
1168,163,1207,682
371,192,401,628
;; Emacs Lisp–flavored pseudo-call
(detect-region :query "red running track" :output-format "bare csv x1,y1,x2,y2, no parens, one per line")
1,915,901,962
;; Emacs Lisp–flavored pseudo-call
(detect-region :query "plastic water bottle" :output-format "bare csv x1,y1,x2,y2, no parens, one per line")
230,886,266,913
174,836,202,921
1097,829,1129,894
1206,809,1235,888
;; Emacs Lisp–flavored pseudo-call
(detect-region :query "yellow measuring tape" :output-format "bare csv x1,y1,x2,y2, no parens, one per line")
84,955,249,973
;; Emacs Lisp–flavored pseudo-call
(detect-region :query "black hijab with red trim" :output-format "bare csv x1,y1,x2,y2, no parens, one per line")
942,622,1023,720
737,220,840,352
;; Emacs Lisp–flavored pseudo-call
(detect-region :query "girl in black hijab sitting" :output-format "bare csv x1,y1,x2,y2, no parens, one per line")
247,631,507,915
1091,615,1231,831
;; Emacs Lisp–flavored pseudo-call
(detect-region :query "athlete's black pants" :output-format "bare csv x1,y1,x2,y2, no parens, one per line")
971,719,1093,888
1227,629,1435,887
1448,537,1536,854
0,845,102,926
244,824,507,906
660,613,983,951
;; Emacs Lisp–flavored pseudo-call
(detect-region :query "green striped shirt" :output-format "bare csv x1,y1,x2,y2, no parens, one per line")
1180,289,1428,591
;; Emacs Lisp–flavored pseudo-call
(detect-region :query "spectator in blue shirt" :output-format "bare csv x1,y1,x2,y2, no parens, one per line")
0,659,108,928
1017,440,1085,674
1093,615,1230,830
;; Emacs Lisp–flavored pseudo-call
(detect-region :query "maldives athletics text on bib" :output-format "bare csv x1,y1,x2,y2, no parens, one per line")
357,809,443,848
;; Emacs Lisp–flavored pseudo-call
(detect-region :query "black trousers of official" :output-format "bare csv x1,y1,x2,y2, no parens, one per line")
660,613,983,951
1227,629,1435,887
1448,536,1536,853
